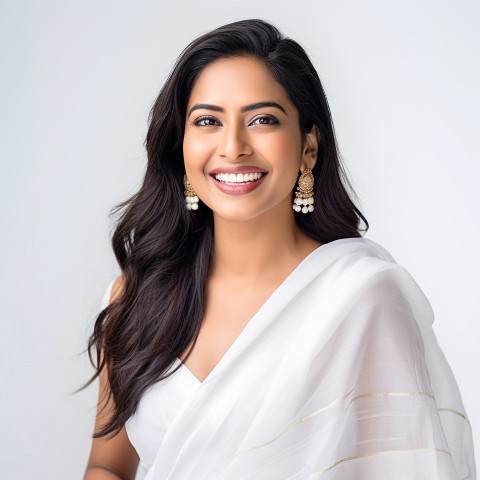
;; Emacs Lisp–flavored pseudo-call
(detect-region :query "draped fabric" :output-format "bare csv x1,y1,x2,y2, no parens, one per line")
100,237,475,479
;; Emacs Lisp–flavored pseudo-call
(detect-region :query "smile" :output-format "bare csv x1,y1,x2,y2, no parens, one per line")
213,172,266,185
208,167,269,195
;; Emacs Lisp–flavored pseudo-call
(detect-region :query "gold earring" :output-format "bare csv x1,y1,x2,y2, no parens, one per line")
293,168,314,214
184,174,199,211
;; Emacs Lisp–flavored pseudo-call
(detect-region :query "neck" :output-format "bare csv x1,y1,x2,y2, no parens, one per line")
210,198,321,284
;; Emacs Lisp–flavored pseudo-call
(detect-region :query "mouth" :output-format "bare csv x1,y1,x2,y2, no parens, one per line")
212,172,267,185
208,167,268,195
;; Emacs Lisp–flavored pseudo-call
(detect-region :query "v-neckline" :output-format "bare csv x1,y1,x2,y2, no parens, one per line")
176,241,331,386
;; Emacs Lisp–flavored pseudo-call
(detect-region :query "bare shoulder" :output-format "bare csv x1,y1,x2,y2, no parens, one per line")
110,274,125,303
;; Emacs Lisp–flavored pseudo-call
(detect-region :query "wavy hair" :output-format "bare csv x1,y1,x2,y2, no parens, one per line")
81,18,368,438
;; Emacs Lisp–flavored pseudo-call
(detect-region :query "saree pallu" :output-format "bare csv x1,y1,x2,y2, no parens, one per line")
137,237,475,479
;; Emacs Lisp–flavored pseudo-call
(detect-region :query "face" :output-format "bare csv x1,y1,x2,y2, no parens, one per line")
183,55,317,222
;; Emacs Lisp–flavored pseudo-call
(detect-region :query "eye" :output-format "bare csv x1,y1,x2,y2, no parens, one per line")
250,115,280,126
193,116,220,127
192,114,279,127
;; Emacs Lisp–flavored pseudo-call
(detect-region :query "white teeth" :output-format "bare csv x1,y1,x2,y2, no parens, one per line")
214,172,265,184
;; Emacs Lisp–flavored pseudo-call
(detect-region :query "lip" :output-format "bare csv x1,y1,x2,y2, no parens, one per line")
210,170,268,195
208,165,269,175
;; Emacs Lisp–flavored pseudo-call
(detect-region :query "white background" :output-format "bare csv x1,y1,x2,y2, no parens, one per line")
1,1,478,478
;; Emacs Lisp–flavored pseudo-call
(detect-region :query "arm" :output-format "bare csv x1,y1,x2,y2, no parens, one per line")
84,275,139,480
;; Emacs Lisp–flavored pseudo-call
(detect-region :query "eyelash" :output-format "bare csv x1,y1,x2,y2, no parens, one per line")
192,114,279,127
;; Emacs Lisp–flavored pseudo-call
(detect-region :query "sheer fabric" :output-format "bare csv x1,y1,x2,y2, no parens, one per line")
99,237,475,479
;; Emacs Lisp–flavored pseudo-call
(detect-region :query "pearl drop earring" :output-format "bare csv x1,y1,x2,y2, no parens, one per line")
183,174,199,211
293,168,314,214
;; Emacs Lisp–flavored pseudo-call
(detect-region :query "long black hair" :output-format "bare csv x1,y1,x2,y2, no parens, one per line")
81,18,368,438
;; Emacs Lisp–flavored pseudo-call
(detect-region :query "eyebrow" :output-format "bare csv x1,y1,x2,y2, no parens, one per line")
187,101,288,119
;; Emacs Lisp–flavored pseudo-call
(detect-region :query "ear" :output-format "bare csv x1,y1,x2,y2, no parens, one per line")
300,124,321,171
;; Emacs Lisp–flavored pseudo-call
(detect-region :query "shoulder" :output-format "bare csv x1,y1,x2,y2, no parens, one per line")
110,274,125,303
99,274,125,310
320,237,434,333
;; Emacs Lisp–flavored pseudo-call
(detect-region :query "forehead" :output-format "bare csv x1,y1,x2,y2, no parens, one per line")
186,56,295,112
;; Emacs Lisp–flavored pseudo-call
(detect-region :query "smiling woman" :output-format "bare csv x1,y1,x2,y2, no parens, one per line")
81,19,475,480
183,55,319,222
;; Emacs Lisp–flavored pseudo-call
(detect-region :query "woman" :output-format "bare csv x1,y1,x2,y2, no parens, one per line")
83,19,475,479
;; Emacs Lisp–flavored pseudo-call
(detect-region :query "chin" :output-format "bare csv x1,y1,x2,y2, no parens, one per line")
211,202,285,223
213,209,261,222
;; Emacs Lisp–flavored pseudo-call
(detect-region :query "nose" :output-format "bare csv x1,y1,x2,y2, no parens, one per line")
217,121,253,161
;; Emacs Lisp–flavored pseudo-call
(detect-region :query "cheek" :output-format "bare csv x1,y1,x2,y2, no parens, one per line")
183,134,209,170
265,134,301,176
278,138,298,157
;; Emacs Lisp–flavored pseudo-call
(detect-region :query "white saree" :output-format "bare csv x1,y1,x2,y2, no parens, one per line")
100,237,475,479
